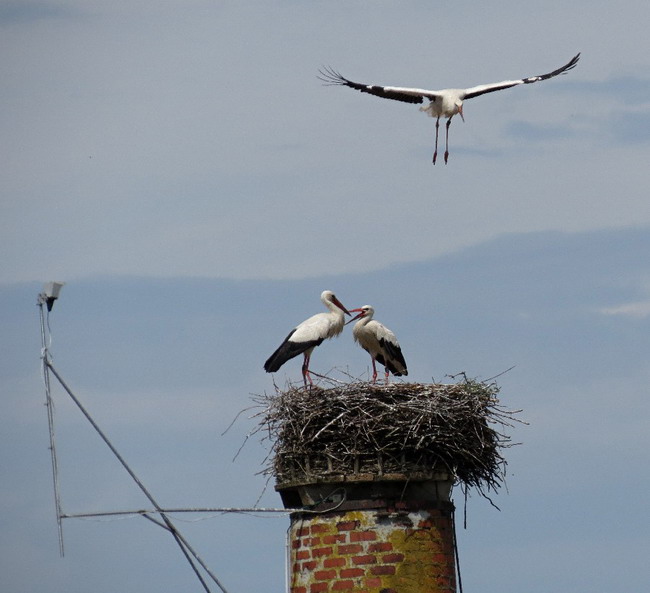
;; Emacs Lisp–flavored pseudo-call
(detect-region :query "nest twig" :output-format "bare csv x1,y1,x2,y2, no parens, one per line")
250,378,525,500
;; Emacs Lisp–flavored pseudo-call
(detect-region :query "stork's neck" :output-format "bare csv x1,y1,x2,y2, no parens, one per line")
324,301,336,313
354,313,373,327
323,298,344,317
329,305,346,321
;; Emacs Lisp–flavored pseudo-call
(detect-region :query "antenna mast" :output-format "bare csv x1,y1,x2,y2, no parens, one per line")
37,281,66,556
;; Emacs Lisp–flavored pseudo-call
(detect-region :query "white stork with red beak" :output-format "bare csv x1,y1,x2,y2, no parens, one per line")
264,290,351,387
318,53,580,164
349,305,408,384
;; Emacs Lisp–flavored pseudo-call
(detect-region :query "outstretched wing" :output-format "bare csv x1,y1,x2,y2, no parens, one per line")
318,66,440,104
462,53,580,100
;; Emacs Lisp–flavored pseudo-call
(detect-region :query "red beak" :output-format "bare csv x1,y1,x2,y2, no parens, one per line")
333,296,351,316
346,307,366,324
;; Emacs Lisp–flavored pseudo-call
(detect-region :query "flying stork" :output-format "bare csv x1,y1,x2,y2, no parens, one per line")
349,305,407,384
318,53,580,164
264,290,351,387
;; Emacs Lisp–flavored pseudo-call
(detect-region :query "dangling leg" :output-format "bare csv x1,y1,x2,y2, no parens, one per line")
302,352,313,388
371,357,378,384
432,117,441,164
444,117,452,164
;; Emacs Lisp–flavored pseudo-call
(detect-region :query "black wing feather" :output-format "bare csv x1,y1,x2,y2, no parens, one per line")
264,329,324,373
462,52,581,100
318,66,425,105
378,338,408,376
526,52,581,83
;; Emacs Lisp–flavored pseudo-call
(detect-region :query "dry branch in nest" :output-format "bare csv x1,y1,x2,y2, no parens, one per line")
251,379,524,500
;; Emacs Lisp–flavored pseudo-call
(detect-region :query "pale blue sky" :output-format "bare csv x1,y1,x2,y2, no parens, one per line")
2,1,650,283
2,1,650,592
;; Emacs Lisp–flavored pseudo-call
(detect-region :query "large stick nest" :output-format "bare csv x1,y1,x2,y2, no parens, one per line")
253,379,524,498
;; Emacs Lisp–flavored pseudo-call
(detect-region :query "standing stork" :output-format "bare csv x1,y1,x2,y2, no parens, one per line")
264,290,351,387
349,305,407,384
318,53,580,164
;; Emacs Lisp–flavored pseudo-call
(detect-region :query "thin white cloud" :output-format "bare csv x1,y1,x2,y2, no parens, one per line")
598,300,650,318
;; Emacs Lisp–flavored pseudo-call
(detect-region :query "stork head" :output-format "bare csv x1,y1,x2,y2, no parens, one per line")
347,305,375,323
321,290,351,316
457,102,465,122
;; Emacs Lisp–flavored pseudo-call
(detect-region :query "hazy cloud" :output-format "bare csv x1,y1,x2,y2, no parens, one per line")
598,300,650,318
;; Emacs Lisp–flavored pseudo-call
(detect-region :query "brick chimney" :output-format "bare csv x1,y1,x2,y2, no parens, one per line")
278,475,457,593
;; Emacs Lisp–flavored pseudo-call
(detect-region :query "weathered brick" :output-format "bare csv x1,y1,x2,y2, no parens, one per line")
312,546,334,558
436,575,452,587
337,544,363,555
323,557,346,569
322,534,346,545
351,554,377,565
290,508,457,592
315,569,337,581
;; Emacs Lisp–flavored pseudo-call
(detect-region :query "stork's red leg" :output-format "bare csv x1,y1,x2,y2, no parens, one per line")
302,353,313,388
444,117,452,164
384,369,390,384
371,358,378,384
433,117,440,164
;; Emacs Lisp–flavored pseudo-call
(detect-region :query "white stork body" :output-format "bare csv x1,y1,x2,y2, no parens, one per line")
318,53,580,164
349,305,407,384
264,290,350,387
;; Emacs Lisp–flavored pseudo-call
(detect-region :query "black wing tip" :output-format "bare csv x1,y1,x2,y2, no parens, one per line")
547,52,582,78
263,356,281,373
563,52,581,73
317,65,349,86
523,52,581,84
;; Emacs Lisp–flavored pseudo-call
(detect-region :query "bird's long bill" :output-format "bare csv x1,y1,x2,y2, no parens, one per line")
345,308,365,324
333,296,351,316
458,104,465,122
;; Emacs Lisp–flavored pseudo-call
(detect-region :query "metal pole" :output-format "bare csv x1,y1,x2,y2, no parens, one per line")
45,360,230,593
37,295,65,556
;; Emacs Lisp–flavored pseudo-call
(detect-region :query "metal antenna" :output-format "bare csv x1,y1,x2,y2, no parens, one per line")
35,283,230,593
37,288,65,556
